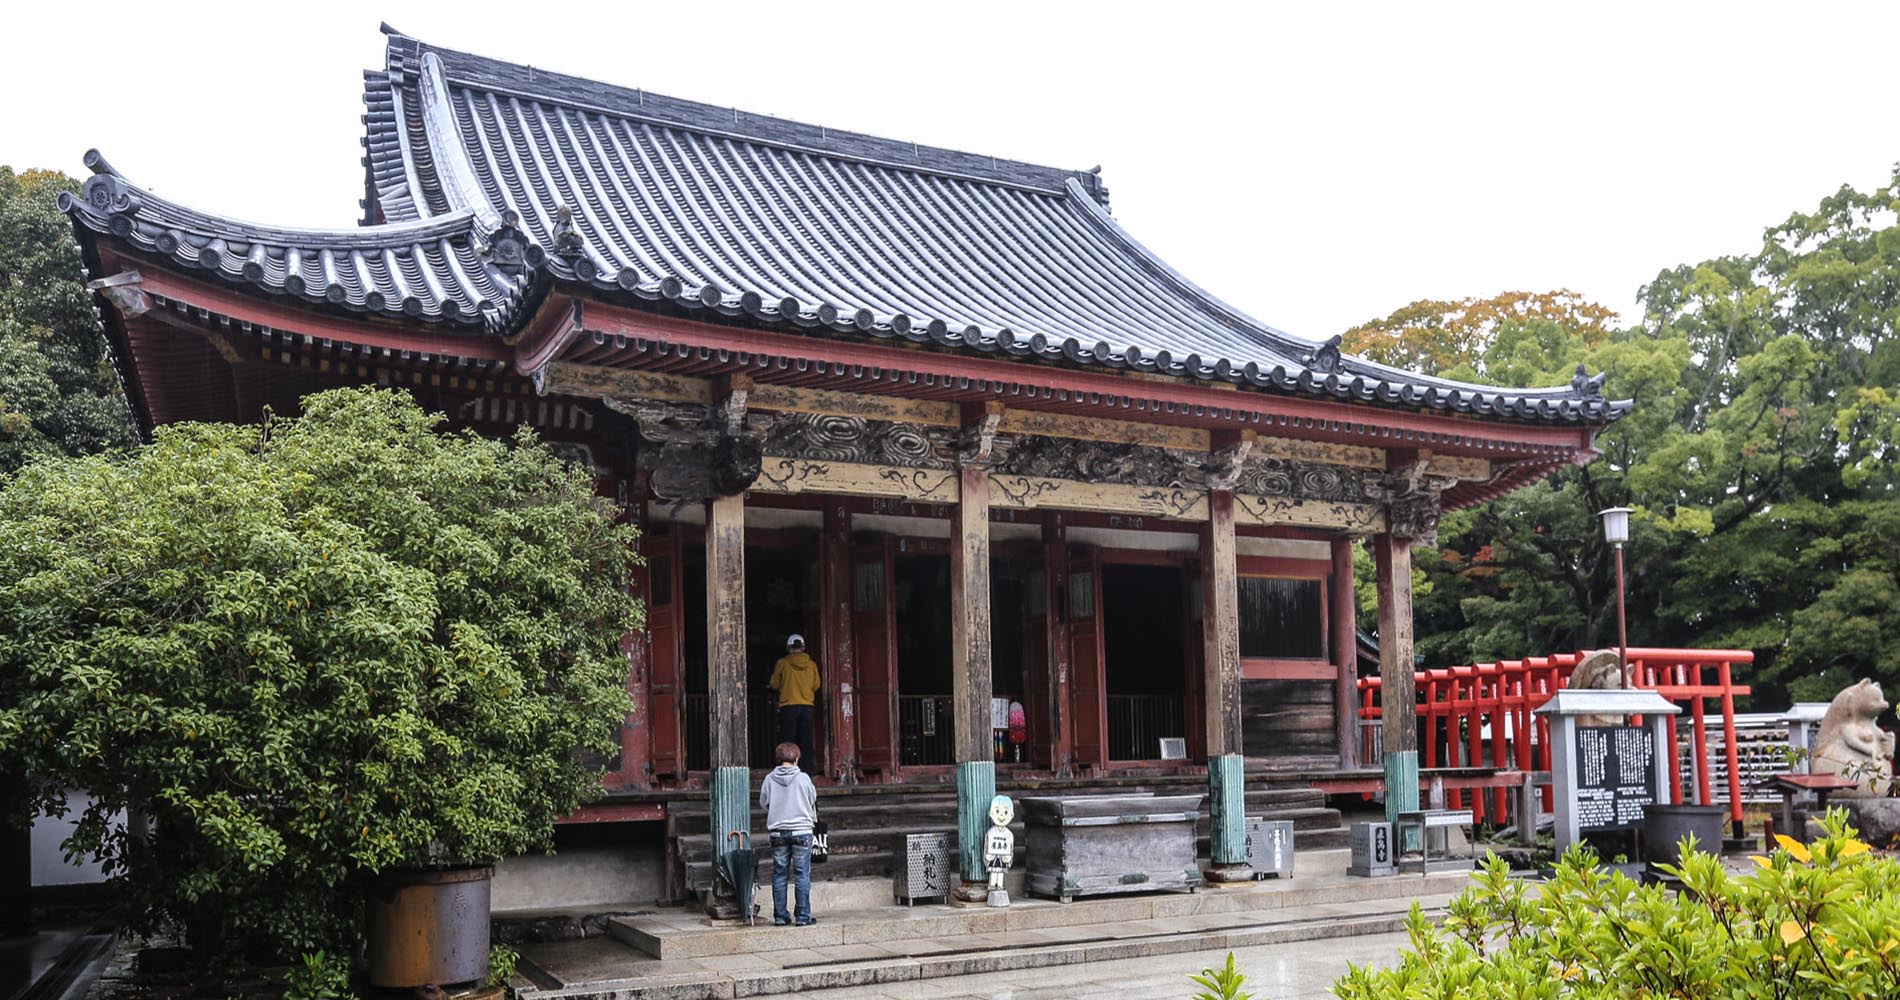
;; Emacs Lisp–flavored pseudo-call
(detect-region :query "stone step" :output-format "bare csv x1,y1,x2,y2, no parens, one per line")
512,871,1463,998
616,857,1469,961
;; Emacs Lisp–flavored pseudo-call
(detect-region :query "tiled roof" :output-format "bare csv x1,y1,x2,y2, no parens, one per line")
66,151,527,332
363,28,1625,425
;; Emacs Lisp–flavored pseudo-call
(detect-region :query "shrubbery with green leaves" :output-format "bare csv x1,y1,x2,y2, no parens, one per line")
1334,812,1900,998
0,387,639,971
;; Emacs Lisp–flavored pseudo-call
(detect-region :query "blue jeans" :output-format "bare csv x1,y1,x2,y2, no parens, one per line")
770,832,813,925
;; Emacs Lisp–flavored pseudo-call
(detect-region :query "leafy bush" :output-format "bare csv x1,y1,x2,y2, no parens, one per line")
489,944,520,990
1189,951,1253,1000
0,388,638,968
1334,811,1900,999
284,950,354,1000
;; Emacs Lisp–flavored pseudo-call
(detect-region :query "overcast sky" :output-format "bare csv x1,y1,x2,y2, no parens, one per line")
7,2,1896,340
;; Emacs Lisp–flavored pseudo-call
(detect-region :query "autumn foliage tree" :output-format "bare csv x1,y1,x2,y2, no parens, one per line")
1341,289,1617,379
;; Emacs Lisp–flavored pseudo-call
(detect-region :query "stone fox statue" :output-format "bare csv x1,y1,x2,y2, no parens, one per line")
1812,679,1896,798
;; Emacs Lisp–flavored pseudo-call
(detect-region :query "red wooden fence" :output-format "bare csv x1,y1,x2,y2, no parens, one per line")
1357,648,1754,825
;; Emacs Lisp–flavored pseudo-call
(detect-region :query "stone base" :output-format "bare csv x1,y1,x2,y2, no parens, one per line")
953,882,990,904
1202,863,1256,884
1838,798,1900,846
987,889,1010,907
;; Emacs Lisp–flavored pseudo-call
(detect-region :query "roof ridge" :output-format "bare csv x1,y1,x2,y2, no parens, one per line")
383,28,1111,202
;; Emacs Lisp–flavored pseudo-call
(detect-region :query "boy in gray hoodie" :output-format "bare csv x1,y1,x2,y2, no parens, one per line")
760,741,819,926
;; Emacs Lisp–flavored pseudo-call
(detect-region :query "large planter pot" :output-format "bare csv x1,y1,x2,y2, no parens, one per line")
1643,804,1725,866
365,865,493,989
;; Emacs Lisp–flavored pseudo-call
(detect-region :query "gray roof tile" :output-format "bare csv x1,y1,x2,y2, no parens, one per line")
369,27,1625,425
66,151,526,331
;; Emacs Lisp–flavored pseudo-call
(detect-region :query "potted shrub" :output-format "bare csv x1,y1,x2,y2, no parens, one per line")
0,388,639,988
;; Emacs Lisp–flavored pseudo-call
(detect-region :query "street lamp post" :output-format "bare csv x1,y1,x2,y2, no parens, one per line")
1599,507,1633,686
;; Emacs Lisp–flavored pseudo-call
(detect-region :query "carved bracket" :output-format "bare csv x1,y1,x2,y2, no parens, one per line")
1201,436,1256,492
1371,463,1460,546
608,399,763,502
957,409,1004,468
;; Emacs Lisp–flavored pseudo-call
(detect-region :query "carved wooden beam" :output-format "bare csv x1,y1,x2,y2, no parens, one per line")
1234,495,1385,533
751,458,960,503
987,475,1210,521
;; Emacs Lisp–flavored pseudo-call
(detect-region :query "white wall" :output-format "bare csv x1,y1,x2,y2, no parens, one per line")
31,790,116,886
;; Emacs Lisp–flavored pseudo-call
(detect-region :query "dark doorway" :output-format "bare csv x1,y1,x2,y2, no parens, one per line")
680,538,821,772
990,557,1033,765
1102,563,1189,761
894,553,953,766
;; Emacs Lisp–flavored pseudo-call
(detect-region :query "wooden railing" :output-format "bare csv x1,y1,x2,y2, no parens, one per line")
899,694,955,767
1107,694,1188,762
1358,648,1755,825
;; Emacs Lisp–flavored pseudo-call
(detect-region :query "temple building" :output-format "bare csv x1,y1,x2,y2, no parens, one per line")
63,25,1629,903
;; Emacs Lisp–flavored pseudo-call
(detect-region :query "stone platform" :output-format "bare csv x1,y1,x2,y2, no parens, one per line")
509,850,1470,1000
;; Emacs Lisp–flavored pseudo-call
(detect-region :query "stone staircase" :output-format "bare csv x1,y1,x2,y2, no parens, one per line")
667,776,1347,906
510,850,1468,999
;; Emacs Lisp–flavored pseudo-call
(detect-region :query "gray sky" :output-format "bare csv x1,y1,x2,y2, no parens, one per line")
8,1,1896,340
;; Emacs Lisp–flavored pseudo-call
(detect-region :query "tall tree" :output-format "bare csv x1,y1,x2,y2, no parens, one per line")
1354,160,1900,710
0,167,134,473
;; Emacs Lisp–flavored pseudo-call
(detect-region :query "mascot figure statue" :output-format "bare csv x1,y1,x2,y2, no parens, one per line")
983,795,1015,907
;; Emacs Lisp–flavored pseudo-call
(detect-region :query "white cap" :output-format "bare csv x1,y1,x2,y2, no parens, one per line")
787,634,805,648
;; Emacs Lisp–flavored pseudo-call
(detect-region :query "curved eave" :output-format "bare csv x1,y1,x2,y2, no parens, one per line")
63,153,522,332
540,268,1634,429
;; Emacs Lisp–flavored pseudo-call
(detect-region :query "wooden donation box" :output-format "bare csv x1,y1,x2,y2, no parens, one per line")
1023,794,1204,902
1534,689,1681,854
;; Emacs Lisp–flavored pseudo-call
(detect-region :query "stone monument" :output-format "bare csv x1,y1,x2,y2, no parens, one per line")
1534,688,1681,854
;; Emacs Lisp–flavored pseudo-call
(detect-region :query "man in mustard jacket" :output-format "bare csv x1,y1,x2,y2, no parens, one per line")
769,634,821,773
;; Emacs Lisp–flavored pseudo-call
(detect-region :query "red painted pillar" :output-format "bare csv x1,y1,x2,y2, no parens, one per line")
1719,658,1744,828
821,499,858,783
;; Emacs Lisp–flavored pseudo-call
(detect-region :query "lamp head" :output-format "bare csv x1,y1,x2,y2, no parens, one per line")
1599,507,1632,546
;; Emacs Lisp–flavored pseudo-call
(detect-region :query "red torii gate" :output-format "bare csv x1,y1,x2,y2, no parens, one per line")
1356,648,1753,825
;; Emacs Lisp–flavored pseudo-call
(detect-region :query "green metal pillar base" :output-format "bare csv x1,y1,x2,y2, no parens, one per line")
1384,750,1420,850
1205,753,1254,881
709,765,751,906
956,760,997,890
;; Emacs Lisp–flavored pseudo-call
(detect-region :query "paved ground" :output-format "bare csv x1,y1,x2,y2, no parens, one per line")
781,930,1410,999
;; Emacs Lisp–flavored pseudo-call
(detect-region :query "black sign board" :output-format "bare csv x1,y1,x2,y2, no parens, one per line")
1573,725,1659,830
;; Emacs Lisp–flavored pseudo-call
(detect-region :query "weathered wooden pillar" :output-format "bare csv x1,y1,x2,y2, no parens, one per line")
1201,489,1251,880
706,490,750,914
1373,531,1419,826
1042,512,1073,776
821,499,858,784
1331,537,1360,769
953,406,999,899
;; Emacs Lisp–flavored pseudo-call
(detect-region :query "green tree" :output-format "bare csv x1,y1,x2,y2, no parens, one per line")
1353,161,1900,708
0,167,134,472
0,387,638,973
